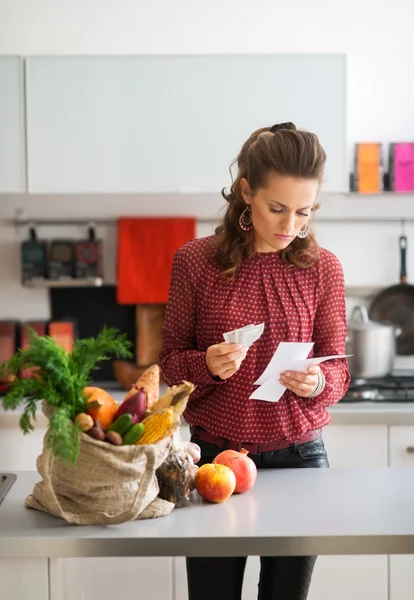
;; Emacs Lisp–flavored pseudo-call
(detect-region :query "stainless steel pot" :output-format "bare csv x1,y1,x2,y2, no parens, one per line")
346,305,401,380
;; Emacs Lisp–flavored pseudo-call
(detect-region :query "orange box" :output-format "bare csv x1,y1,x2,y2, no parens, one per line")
20,321,47,379
354,143,383,193
49,321,75,353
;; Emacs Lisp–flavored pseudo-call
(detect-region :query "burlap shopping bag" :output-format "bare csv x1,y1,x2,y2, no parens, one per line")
25,406,174,525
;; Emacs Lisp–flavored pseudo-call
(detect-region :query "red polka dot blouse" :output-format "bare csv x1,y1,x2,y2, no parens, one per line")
160,236,351,444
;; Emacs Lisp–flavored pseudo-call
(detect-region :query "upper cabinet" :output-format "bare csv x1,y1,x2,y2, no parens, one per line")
25,55,347,194
0,56,26,193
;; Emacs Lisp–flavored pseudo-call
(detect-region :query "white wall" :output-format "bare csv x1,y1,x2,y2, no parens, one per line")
1,0,414,351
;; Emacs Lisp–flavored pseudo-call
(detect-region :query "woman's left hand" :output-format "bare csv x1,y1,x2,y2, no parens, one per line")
279,365,321,397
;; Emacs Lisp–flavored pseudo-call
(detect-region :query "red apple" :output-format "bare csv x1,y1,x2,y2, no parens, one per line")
194,463,236,503
213,448,257,493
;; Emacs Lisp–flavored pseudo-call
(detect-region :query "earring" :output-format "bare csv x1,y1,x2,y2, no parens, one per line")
297,224,309,239
239,206,253,231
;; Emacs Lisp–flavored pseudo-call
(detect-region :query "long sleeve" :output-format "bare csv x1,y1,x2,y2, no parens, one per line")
299,253,350,409
159,245,225,389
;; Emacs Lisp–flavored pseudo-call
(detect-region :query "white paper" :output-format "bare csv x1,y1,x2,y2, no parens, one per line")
249,342,351,402
254,342,313,385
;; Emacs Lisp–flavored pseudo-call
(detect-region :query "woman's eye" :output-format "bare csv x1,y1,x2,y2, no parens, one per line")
270,208,283,214
298,212,310,217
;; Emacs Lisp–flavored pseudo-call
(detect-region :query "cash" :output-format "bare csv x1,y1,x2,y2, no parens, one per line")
223,323,264,347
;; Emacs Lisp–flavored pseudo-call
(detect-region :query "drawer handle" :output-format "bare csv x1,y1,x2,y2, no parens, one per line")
406,446,414,453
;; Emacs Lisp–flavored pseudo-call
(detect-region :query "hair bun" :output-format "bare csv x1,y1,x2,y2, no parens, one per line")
270,122,296,133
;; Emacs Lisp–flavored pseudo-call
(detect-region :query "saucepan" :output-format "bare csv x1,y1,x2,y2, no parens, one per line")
346,305,401,380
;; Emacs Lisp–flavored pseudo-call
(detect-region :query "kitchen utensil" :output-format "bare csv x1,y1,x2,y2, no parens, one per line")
20,227,48,282
346,305,400,379
74,225,103,279
369,234,414,355
48,240,75,279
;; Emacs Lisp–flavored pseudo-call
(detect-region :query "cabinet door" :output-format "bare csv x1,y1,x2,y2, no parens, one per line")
389,426,414,600
322,423,388,468
242,425,388,600
307,425,388,600
0,559,49,600
49,558,173,600
175,425,388,600
0,56,26,192
25,55,346,194
0,424,47,471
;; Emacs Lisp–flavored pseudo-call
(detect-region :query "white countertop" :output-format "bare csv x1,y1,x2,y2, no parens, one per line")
2,468,414,558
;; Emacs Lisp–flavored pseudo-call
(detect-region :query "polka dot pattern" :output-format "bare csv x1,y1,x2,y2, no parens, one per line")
159,236,351,444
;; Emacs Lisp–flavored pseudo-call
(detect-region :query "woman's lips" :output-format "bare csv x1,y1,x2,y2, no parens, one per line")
274,234,293,241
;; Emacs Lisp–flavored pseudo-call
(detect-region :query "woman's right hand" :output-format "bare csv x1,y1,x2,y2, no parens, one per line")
206,343,248,380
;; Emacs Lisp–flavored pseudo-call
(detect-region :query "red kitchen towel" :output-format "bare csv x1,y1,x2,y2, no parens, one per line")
117,217,196,304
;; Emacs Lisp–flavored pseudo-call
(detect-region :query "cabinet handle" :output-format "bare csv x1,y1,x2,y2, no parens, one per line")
406,446,414,453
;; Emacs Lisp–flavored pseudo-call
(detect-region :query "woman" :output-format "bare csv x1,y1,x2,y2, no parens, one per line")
159,122,350,600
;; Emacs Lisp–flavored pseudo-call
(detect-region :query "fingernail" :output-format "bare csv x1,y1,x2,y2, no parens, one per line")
284,372,291,377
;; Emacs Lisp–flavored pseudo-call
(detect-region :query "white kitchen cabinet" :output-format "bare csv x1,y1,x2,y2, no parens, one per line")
0,559,49,600
25,55,346,194
389,426,414,600
322,423,388,468
0,422,47,471
308,424,388,600
175,425,389,600
0,56,26,192
49,557,173,600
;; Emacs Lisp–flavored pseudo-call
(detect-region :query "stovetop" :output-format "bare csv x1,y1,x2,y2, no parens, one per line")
343,371,414,402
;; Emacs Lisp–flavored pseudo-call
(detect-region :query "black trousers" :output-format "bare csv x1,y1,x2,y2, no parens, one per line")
187,434,329,600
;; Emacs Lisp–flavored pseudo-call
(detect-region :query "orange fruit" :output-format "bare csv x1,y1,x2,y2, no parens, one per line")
83,386,118,430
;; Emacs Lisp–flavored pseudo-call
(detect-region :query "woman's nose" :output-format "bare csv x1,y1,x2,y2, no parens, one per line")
282,212,296,232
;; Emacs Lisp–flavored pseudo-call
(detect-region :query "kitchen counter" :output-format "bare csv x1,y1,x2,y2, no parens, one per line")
3,398,414,429
1,468,414,558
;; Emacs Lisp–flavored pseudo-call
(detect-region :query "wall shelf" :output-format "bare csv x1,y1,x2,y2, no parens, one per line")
22,277,103,288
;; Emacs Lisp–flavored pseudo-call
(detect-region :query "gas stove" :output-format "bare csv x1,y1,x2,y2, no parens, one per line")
342,371,414,402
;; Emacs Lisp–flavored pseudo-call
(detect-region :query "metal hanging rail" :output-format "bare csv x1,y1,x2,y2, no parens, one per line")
6,216,414,226
9,217,218,227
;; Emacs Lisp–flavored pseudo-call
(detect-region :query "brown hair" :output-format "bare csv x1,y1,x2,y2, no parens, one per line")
214,122,326,278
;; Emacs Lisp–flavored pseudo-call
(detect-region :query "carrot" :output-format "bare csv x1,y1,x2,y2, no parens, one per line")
125,364,160,409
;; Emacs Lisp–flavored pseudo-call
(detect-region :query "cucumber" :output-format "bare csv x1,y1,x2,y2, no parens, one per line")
107,413,134,436
122,422,145,445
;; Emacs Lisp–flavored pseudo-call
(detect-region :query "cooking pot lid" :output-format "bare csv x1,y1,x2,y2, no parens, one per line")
349,305,395,330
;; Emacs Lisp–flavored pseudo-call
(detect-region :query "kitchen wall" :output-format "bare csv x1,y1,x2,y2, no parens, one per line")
1,0,414,370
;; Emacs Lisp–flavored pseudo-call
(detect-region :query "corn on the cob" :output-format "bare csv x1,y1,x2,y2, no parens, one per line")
151,381,195,414
135,407,175,445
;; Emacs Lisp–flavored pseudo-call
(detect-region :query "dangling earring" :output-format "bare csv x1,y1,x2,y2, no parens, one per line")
239,206,253,231
297,224,309,239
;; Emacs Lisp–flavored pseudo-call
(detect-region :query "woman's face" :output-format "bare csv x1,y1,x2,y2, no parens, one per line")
241,173,319,253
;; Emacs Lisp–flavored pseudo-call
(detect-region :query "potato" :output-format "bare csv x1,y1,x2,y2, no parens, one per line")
105,431,123,446
75,412,94,432
87,426,106,441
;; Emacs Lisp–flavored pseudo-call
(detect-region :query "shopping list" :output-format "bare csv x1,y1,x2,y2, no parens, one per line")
249,341,351,402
